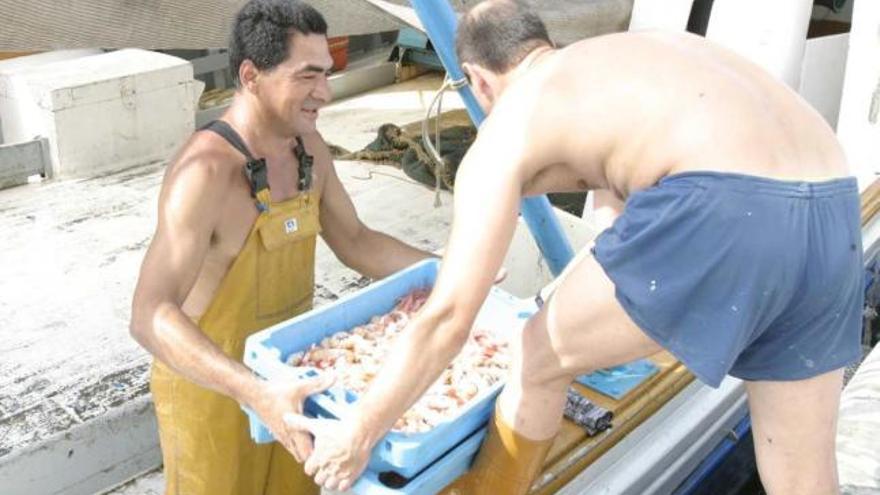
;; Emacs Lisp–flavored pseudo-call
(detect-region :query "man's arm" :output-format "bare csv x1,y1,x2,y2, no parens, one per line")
287,108,535,490
317,138,435,279
131,156,252,396
130,155,328,461
354,128,523,429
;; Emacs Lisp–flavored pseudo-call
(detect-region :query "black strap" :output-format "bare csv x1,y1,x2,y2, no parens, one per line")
200,120,257,161
686,0,715,36
200,120,269,198
201,120,313,194
293,136,313,191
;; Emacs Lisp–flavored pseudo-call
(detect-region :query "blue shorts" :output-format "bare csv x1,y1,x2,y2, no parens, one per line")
593,172,864,387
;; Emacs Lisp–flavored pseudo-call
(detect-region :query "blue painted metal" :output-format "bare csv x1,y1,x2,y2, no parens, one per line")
576,359,660,400
397,26,431,49
409,0,483,122
409,0,575,275
396,28,445,70
520,196,576,274
672,415,753,495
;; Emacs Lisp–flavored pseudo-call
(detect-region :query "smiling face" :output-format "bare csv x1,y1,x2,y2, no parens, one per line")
243,32,334,136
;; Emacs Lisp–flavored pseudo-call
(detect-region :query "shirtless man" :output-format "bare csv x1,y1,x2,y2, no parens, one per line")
287,1,863,493
129,1,432,494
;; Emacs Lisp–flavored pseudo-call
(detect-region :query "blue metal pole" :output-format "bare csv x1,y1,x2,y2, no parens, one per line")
409,0,575,276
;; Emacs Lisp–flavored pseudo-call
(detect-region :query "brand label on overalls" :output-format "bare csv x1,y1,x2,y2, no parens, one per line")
284,218,299,234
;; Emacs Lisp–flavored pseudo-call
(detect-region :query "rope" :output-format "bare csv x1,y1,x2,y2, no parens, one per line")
422,74,464,207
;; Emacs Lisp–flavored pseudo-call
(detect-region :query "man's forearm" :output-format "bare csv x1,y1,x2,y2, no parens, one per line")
347,229,436,280
134,302,262,407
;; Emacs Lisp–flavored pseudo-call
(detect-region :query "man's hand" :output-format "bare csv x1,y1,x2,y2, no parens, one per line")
247,374,334,463
284,413,373,491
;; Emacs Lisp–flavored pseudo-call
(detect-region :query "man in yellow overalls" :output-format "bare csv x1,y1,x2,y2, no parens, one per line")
130,1,433,493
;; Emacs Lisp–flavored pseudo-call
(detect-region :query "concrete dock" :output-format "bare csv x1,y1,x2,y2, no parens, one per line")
0,74,464,495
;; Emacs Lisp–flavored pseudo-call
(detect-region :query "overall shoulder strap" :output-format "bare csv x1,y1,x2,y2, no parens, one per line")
200,120,270,211
200,120,257,161
293,136,313,191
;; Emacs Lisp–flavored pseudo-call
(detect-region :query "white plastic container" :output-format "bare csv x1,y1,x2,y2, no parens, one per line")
0,49,102,146
0,49,198,178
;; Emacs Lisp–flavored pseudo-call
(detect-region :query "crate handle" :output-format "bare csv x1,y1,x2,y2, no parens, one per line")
291,367,354,420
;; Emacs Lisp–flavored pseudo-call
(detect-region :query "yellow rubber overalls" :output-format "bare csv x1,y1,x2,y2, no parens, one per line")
150,120,321,495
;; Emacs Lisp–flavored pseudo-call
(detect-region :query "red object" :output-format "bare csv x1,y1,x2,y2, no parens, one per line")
328,36,349,71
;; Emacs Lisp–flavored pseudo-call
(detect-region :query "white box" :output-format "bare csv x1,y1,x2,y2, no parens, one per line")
0,49,102,145
0,49,197,178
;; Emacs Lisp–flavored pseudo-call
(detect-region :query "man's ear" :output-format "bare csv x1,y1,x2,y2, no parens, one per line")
463,62,497,107
239,59,260,93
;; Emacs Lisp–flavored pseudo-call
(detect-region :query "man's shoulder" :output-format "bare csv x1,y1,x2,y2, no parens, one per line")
163,131,245,198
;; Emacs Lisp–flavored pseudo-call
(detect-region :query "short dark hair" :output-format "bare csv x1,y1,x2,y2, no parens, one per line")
455,0,551,73
229,0,328,84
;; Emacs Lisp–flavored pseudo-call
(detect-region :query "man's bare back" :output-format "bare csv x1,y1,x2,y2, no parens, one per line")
487,31,849,200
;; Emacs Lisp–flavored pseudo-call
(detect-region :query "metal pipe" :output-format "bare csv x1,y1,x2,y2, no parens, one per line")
408,0,575,275
671,415,753,495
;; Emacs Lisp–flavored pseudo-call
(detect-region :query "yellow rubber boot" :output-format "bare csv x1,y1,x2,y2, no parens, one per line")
452,404,555,495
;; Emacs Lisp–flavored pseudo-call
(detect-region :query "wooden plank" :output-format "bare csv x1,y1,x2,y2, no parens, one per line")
861,179,880,226
543,353,688,463
536,359,694,494
439,353,695,494
0,51,34,61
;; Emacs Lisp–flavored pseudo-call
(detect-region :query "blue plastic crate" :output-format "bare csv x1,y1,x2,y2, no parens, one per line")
243,258,529,481
350,426,487,495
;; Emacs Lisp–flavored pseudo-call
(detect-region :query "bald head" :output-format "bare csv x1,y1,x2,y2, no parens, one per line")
455,0,551,74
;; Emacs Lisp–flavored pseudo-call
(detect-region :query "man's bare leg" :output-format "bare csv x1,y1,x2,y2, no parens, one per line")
461,252,662,495
497,252,662,440
746,370,844,495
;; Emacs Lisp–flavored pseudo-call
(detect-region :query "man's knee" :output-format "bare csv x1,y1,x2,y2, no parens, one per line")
516,314,577,389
